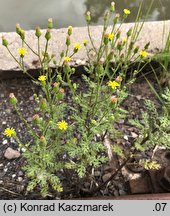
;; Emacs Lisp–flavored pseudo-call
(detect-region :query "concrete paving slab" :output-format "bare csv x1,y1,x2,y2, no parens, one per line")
0,20,170,78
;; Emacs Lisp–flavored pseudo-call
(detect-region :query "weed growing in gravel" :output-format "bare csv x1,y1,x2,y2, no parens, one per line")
2,2,150,196
129,87,170,168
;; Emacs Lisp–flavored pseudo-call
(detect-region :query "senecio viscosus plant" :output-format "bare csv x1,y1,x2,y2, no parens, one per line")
2,2,150,196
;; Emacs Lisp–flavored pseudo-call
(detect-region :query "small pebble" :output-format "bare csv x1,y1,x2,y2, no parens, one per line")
29,96,34,101
119,119,125,124
18,171,24,176
94,171,101,177
136,95,142,100
2,139,8,145
102,173,112,182
5,109,11,114
18,177,23,182
0,180,3,184
4,168,8,172
12,174,16,178
123,135,129,141
16,185,24,192
27,117,32,122
20,148,26,152
4,147,21,160
131,132,138,138
2,121,6,125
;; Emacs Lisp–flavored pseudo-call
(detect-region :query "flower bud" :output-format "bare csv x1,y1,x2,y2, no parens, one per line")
35,26,41,38
39,98,47,111
20,30,25,40
110,2,115,13
104,11,110,22
85,11,91,23
120,53,124,59
60,50,64,58
144,42,150,50
48,18,53,29
134,45,140,54
40,136,46,144
104,34,109,45
51,53,55,59
115,76,122,82
71,68,75,74
45,29,51,41
129,41,135,50
116,30,121,39
111,96,118,103
117,41,123,51
113,13,120,24
127,27,132,37
33,93,38,99
2,36,8,47
73,83,77,90
96,64,104,77
9,93,17,105
53,82,59,92
66,36,71,46
98,57,105,65
107,50,114,61
53,59,57,65
16,23,21,35
83,39,87,46
57,88,65,100
67,26,73,36
64,63,71,74
33,114,41,124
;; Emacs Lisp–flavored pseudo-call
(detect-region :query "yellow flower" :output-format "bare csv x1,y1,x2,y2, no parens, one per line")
38,75,46,82
64,56,71,62
123,9,131,15
74,43,81,51
17,47,27,56
107,81,120,90
57,120,68,130
4,127,16,137
107,33,114,41
83,39,87,46
139,50,148,58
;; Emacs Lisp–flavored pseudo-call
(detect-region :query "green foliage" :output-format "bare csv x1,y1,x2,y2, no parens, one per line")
2,2,151,197
130,89,170,153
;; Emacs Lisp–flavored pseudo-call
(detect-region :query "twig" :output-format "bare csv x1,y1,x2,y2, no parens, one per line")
0,187,20,196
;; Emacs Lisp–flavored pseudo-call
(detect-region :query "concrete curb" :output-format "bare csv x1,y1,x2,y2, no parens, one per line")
0,20,170,78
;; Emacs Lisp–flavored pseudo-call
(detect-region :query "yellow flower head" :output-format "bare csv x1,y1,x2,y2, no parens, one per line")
17,47,27,56
57,120,68,130
74,43,81,51
38,75,46,82
83,39,87,46
4,127,16,137
107,80,120,90
64,56,71,62
139,50,148,58
107,33,114,41
123,9,131,15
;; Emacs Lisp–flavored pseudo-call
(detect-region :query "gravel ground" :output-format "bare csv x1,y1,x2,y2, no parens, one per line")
0,76,166,199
